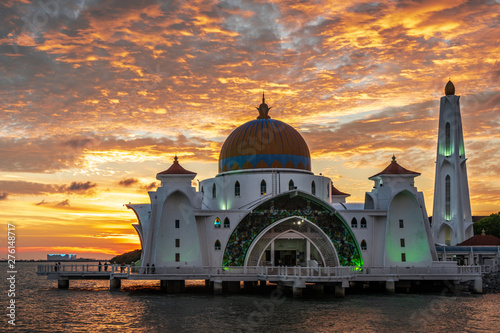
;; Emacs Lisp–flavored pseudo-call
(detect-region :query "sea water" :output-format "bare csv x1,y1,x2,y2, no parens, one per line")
2,262,500,332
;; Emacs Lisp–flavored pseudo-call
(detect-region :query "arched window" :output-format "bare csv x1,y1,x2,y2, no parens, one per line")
445,175,451,219
201,186,204,193
361,240,367,250
215,240,221,251
445,122,451,155
351,218,358,228
212,183,216,198
311,181,316,195
223,217,230,228
260,180,267,195
360,218,367,228
234,181,240,197
214,217,221,228
289,179,295,190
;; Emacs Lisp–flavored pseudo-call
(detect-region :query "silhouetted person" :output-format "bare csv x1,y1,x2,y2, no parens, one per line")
120,262,125,273
152,264,155,274
104,262,108,271
54,262,58,272
146,263,150,274
98,261,102,272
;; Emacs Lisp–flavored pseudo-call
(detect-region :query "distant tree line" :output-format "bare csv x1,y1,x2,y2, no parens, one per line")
474,212,500,237
110,249,141,264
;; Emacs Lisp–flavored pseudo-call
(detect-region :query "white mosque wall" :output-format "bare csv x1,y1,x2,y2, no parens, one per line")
385,190,434,266
195,210,249,267
136,180,204,268
199,170,332,211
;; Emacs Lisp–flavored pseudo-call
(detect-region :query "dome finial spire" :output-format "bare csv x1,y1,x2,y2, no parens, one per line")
256,92,271,119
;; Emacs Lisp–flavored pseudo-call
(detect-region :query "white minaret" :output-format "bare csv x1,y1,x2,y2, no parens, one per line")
432,80,473,245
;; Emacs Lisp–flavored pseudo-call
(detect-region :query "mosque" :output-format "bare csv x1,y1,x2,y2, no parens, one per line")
126,81,478,277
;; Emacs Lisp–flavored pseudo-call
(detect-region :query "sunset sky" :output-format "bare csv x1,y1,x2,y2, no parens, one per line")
1,0,499,260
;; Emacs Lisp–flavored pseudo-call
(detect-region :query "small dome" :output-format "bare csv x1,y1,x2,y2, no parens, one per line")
218,96,311,173
445,80,455,95
157,156,196,175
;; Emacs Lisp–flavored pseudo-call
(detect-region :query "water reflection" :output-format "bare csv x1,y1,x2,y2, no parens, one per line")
2,263,500,332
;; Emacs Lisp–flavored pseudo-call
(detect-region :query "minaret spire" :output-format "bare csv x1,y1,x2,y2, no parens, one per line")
432,80,473,245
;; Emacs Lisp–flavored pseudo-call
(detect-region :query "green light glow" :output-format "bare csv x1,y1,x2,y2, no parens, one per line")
439,142,453,157
386,191,432,265
459,139,465,156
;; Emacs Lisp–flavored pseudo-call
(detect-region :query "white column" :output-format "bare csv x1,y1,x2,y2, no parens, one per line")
271,241,275,265
306,239,311,263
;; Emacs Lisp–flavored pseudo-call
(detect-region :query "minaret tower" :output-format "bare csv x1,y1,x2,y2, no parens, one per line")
432,80,473,245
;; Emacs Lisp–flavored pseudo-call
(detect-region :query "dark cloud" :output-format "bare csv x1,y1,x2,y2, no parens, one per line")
141,182,158,191
65,181,96,193
0,134,215,172
0,192,8,200
118,178,139,187
56,199,70,207
35,198,70,207
0,180,97,196
0,180,60,195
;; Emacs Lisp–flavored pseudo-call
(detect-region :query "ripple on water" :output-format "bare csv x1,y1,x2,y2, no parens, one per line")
3,263,500,332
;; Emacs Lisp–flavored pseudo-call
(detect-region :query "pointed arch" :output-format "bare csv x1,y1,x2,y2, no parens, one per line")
234,181,240,197
361,240,367,250
360,217,367,228
289,179,295,190
246,218,338,267
311,180,316,195
214,217,221,228
351,217,358,228
260,180,267,195
224,217,230,228
222,192,363,267
215,239,221,251
439,223,453,246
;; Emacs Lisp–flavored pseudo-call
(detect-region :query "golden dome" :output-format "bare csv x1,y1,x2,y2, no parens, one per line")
218,96,311,173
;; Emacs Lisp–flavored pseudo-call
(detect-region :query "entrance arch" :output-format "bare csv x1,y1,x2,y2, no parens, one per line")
245,217,340,267
222,191,363,267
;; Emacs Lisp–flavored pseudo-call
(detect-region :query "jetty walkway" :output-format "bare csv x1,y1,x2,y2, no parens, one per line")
37,263,484,297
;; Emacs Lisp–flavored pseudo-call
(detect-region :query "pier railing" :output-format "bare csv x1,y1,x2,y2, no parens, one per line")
37,264,482,280
37,264,131,275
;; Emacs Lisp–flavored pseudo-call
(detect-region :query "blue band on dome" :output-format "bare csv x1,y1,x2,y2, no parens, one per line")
219,154,311,172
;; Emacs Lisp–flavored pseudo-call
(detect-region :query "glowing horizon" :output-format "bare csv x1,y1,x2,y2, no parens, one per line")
1,0,499,260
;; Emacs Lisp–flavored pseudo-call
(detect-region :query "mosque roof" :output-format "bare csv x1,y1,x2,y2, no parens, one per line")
369,155,420,179
457,233,500,246
157,156,196,175
331,184,350,197
218,94,311,173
